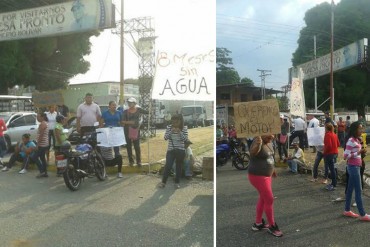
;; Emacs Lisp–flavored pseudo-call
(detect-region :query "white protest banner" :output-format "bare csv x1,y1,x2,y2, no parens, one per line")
290,70,306,118
233,99,280,138
307,127,325,146
97,127,126,147
0,0,113,42
151,0,215,101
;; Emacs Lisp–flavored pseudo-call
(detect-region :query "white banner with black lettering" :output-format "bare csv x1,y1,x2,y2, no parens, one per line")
151,0,215,101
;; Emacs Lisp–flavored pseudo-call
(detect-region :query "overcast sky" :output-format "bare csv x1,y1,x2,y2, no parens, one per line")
217,0,337,90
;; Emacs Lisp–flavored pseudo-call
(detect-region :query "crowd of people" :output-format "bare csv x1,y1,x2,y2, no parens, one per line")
0,93,196,188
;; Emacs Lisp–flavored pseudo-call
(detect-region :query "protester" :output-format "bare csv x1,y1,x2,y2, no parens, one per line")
57,104,70,118
286,141,305,174
337,117,346,148
323,123,340,191
121,97,148,167
54,115,68,176
100,100,122,157
276,115,289,162
1,133,41,174
290,116,306,150
45,105,58,162
228,125,237,140
310,144,324,182
183,139,195,179
248,135,283,237
216,124,222,144
100,146,123,178
76,93,102,136
308,114,320,153
0,116,7,167
324,111,336,126
158,114,188,189
343,122,370,221
36,112,49,178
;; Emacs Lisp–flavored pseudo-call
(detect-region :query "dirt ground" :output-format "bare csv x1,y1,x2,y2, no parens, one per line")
129,126,214,165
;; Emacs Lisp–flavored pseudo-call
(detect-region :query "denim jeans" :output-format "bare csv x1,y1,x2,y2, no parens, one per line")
0,136,6,158
287,159,304,173
162,149,185,184
324,154,337,187
345,165,366,216
312,151,324,179
36,146,49,173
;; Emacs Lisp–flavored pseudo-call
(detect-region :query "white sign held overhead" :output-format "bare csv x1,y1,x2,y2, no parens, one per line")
290,69,306,118
152,0,215,101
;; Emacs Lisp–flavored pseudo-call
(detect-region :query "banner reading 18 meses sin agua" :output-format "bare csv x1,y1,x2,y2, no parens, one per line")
0,0,113,42
233,99,281,138
151,0,215,101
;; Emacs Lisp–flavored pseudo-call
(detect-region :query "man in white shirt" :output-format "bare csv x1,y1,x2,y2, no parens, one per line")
308,114,320,153
290,116,306,150
76,93,101,136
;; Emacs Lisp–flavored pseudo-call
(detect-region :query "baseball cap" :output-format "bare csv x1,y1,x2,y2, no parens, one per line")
127,97,137,103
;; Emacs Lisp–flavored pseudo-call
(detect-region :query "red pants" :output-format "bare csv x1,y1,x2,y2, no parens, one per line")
248,174,275,226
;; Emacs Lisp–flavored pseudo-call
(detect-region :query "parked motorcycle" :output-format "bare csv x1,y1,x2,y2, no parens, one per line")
216,138,250,170
59,131,106,191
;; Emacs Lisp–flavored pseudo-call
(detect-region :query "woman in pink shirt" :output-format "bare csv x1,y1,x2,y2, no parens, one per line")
343,122,370,221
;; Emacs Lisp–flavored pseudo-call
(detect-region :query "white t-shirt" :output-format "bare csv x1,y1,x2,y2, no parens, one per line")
308,117,320,128
293,118,306,131
45,111,58,129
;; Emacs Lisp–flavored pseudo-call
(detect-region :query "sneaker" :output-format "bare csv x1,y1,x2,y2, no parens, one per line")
19,169,27,174
157,182,166,188
174,183,180,189
322,179,328,184
352,202,357,207
360,214,370,221
268,223,283,237
117,172,123,178
36,173,48,178
343,211,359,218
252,218,269,231
326,184,335,191
2,166,9,172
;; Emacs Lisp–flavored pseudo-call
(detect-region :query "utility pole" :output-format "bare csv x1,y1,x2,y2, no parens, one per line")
329,0,334,119
314,35,317,112
119,0,124,106
257,69,272,100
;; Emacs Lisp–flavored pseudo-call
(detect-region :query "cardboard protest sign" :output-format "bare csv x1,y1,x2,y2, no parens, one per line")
234,99,280,138
307,127,325,146
32,90,64,107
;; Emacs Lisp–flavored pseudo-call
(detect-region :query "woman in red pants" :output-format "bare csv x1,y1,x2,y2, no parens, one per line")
248,135,283,237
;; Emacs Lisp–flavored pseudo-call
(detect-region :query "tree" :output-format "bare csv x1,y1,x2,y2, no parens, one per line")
0,0,101,94
216,47,240,85
292,0,370,114
240,77,254,86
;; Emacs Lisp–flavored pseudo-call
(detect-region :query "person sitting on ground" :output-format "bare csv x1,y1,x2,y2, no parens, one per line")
100,146,123,178
183,139,195,179
286,141,305,174
1,133,41,174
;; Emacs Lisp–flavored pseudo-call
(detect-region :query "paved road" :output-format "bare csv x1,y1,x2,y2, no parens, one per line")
216,163,370,247
0,169,213,247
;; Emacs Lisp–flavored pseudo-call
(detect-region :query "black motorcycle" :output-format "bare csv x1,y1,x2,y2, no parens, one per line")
59,132,106,191
216,138,250,170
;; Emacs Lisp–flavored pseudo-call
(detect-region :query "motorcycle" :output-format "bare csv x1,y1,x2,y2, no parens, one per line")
58,131,106,191
216,138,250,170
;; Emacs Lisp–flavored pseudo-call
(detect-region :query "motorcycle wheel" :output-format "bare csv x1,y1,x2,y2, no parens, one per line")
94,152,106,181
63,165,82,191
216,151,228,166
233,152,250,170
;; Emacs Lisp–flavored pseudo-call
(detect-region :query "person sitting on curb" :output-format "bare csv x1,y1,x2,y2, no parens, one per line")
2,133,41,174
286,141,305,174
100,146,123,178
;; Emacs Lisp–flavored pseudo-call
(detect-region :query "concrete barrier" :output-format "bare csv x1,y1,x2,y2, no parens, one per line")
202,157,214,181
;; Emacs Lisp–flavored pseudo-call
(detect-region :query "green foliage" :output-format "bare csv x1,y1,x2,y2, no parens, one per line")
216,47,240,85
240,77,254,86
294,0,370,113
0,1,101,94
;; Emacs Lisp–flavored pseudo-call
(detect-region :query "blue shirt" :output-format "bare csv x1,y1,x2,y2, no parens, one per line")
19,141,36,158
102,110,122,127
